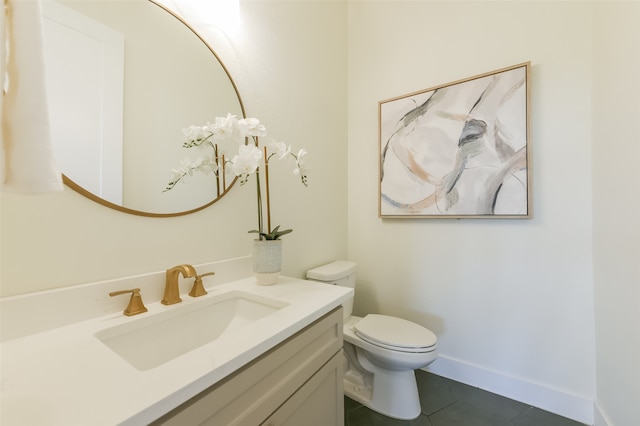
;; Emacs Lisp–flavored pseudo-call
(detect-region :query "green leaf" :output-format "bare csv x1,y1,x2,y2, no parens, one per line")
248,225,293,240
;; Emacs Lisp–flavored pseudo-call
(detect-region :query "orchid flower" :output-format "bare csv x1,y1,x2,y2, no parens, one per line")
231,145,262,183
165,114,308,240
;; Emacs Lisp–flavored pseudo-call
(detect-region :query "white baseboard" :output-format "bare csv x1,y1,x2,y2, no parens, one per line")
593,401,613,426
424,355,594,425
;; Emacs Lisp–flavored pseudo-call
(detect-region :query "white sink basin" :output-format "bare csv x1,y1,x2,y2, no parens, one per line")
94,290,288,370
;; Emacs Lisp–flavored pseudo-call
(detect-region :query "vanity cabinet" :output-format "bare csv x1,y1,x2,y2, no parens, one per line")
152,307,344,426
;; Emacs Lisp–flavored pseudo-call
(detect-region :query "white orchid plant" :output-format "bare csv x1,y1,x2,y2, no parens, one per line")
164,114,308,240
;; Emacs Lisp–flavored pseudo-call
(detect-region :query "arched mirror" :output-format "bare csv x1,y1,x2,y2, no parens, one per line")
41,0,245,217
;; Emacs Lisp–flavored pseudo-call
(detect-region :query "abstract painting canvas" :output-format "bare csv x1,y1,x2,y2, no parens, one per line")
379,62,531,219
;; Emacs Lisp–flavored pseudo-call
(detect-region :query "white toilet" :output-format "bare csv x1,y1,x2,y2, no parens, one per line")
307,260,438,420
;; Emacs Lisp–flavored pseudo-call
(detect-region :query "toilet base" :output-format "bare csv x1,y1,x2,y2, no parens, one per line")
342,343,421,420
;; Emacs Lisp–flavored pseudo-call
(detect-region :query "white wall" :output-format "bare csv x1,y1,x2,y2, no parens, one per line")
348,1,599,423
0,0,348,296
592,3,640,425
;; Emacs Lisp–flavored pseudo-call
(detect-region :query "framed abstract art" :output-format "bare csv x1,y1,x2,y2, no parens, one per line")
379,62,531,219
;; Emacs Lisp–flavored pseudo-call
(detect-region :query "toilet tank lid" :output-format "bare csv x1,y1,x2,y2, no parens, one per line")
307,260,357,281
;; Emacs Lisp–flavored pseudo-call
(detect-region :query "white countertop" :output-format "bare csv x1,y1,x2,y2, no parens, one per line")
0,276,352,426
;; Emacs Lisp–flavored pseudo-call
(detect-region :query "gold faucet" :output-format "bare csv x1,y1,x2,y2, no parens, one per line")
109,288,148,316
162,264,196,305
189,272,215,297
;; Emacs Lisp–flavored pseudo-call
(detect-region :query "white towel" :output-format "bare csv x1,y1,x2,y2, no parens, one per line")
1,0,63,193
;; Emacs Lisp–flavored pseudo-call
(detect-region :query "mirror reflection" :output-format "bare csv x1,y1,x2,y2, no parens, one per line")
42,0,244,216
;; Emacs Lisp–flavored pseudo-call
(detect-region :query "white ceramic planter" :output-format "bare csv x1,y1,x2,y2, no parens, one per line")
252,239,282,285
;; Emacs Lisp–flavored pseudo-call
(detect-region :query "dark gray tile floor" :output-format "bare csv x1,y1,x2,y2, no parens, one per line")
344,371,587,426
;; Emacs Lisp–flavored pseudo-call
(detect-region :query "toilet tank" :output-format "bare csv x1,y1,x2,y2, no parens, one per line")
306,261,357,318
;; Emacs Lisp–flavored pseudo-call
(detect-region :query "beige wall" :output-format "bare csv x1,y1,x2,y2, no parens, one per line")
0,0,348,296
592,2,640,425
348,1,637,424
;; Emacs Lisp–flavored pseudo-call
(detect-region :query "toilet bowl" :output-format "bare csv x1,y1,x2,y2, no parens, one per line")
307,261,438,420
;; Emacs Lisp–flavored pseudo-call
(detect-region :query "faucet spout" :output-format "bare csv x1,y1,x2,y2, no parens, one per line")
162,264,196,305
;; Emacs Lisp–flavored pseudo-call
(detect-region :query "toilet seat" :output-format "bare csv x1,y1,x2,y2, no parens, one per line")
353,314,437,353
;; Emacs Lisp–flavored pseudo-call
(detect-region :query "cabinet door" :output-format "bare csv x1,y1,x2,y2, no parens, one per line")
152,307,343,426
262,350,344,426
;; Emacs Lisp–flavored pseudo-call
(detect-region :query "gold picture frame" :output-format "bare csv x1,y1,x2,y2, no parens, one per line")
379,62,532,219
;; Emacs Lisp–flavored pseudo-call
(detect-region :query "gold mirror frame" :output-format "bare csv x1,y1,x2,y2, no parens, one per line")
57,0,245,217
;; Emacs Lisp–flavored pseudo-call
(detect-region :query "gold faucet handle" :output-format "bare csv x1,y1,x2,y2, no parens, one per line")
189,272,215,297
109,288,148,316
